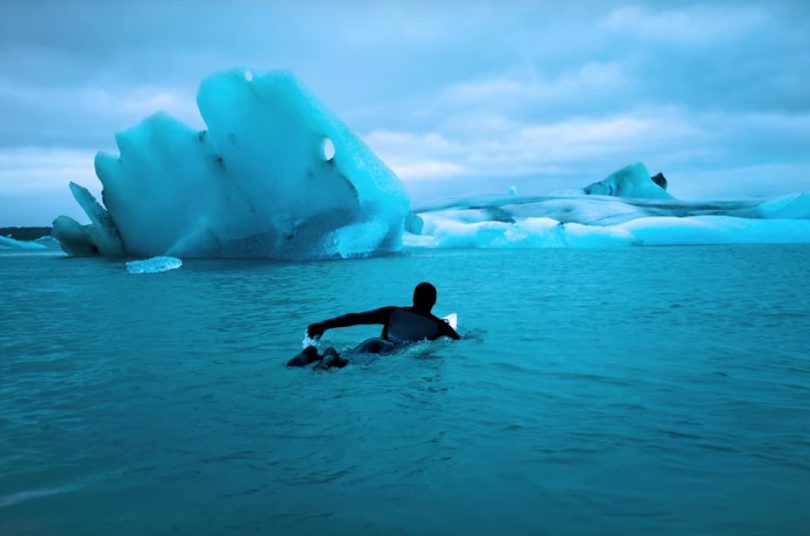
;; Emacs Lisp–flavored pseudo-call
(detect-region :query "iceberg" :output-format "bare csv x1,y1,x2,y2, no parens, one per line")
0,235,48,250
0,234,62,252
406,163,810,249
729,192,810,220
50,73,807,258
53,68,409,259
404,217,639,249
583,162,672,199
621,216,810,245
52,183,124,256
126,256,183,274
405,214,810,249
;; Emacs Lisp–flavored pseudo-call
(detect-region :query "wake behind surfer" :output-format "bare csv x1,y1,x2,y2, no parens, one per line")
287,282,460,369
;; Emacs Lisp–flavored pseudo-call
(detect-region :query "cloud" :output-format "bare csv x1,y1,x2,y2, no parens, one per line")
1,81,199,122
336,4,456,46
1,0,809,223
439,62,629,107
365,107,703,181
0,74,202,148
603,5,766,44
674,162,810,199
0,146,100,226
364,104,810,199
0,147,98,193
388,160,472,181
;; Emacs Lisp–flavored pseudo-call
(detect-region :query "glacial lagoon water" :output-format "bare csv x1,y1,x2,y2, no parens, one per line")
1,246,809,535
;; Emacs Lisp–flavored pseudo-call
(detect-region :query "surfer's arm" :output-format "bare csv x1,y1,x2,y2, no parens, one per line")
308,307,395,338
439,320,461,340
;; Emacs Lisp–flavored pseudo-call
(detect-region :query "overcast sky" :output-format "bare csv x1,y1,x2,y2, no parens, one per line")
1,0,809,225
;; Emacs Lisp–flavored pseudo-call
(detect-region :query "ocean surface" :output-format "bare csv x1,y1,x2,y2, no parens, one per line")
1,246,809,535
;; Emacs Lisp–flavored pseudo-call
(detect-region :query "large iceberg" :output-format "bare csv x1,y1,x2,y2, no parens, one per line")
53,68,409,259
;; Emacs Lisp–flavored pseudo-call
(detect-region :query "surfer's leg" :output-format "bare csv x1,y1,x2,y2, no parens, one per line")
351,337,397,355
287,345,320,367
314,347,348,370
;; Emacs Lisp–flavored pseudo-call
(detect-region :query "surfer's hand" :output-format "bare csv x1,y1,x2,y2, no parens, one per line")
307,323,325,338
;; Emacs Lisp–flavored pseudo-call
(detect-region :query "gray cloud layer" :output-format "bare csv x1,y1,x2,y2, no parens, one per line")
1,0,809,224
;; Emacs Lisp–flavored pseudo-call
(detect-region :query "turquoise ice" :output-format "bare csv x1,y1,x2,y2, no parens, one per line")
407,164,810,248
49,68,810,258
582,162,672,199
53,69,409,260
126,256,183,274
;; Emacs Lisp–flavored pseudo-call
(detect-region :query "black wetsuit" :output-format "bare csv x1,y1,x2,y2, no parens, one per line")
288,305,459,369
317,306,460,345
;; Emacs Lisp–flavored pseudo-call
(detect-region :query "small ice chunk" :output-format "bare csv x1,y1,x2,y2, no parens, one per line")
126,256,183,274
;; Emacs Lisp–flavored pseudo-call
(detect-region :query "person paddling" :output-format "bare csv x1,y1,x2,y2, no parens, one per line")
287,282,459,369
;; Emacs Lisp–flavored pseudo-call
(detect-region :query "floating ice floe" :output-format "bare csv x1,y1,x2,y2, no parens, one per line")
0,235,48,250
126,256,183,274
34,236,63,250
53,68,408,260
0,235,63,252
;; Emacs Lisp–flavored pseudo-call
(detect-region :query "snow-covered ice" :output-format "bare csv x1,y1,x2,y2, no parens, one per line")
406,163,810,248
405,214,810,249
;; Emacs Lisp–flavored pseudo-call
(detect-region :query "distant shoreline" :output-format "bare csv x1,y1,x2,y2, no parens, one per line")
0,227,52,241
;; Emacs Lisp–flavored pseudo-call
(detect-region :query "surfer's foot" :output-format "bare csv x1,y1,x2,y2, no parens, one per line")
313,355,333,370
314,348,345,370
287,346,320,367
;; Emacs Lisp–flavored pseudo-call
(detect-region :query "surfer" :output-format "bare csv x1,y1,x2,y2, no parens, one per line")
287,282,460,369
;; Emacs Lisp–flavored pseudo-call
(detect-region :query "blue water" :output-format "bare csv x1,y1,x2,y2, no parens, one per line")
2,247,809,535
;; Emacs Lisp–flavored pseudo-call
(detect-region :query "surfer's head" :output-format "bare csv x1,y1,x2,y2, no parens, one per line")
413,282,437,313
